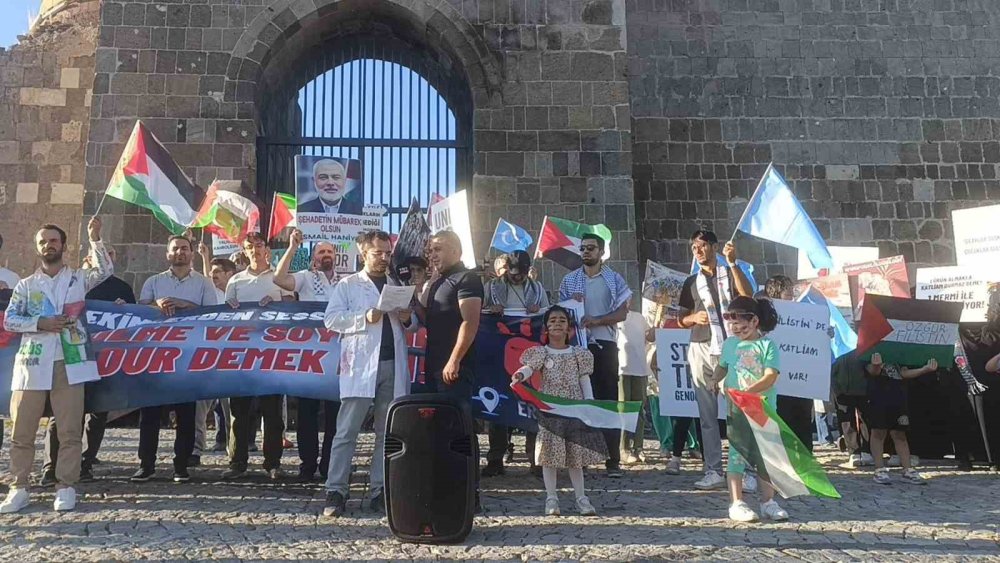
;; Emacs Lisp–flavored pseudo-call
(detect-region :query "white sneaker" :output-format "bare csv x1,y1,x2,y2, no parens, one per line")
873,468,892,485
728,500,759,522
665,456,681,475
53,487,76,511
742,473,758,494
848,454,862,468
575,495,597,516
694,470,726,490
760,499,789,521
901,468,927,485
544,497,560,516
0,489,30,514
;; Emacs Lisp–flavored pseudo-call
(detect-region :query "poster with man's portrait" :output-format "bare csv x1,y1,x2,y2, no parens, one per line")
294,155,381,244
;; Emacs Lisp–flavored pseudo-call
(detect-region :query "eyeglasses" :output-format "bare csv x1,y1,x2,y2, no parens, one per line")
722,312,756,322
579,245,599,252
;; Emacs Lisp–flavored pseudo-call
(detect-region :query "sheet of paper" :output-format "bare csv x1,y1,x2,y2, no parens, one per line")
376,284,415,312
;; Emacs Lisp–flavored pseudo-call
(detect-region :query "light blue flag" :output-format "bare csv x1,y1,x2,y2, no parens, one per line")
690,254,759,294
798,285,857,360
736,164,834,271
490,218,533,253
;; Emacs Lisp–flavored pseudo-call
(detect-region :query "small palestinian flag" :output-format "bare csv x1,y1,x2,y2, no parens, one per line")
191,181,261,244
856,294,963,367
534,216,612,270
727,389,841,499
105,121,203,235
511,382,640,432
268,192,297,240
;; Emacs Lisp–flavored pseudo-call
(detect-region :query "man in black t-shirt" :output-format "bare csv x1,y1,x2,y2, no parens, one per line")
41,244,136,485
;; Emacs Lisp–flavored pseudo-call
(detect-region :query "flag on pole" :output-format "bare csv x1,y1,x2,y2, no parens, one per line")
735,164,834,271
391,198,432,281
797,285,858,360
190,181,260,244
510,382,640,432
104,121,203,235
535,216,612,270
268,192,297,240
490,218,533,253
856,294,963,367
727,389,841,499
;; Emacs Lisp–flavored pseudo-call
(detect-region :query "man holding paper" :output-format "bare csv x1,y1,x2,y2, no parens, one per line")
322,230,413,517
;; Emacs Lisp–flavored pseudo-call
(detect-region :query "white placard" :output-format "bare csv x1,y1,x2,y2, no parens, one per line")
769,300,833,401
428,190,476,269
953,204,1000,266
213,238,239,258
915,265,1000,322
375,284,416,312
655,329,725,419
618,311,650,377
797,246,879,279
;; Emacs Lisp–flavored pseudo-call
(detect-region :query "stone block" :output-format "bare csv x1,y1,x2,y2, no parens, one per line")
19,88,66,107
826,164,859,180
61,121,83,143
16,183,38,204
0,141,20,164
60,68,81,89
50,183,85,205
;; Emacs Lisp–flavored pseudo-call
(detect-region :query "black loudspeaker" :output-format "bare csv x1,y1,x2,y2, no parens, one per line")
384,393,476,544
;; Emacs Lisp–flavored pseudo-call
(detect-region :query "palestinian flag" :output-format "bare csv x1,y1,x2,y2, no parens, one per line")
856,294,963,367
727,389,841,499
191,181,261,244
534,216,612,270
268,192,297,240
511,382,640,432
105,121,203,235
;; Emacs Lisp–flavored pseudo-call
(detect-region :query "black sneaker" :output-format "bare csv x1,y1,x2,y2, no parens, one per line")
173,469,191,483
606,465,624,478
39,471,57,487
130,467,156,482
79,468,96,483
222,466,248,480
370,491,385,513
296,469,316,483
482,462,505,477
323,491,347,517
188,455,201,467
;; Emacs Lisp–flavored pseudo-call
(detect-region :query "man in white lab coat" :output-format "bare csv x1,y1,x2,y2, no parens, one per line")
1,218,110,513
322,230,413,517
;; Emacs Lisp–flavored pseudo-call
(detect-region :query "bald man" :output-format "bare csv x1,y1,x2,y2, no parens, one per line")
298,159,363,215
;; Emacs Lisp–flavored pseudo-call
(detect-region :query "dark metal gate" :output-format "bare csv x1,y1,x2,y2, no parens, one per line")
256,35,472,234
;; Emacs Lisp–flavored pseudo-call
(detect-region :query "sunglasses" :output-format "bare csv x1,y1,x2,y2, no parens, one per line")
722,312,757,322
579,245,599,252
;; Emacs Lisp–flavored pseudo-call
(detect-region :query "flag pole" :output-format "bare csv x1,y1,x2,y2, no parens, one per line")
489,217,502,254
534,216,548,260
729,162,774,244
94,188,112,217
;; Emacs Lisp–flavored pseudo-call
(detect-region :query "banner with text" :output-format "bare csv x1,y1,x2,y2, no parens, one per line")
953,203,1000,266
428,190,477,269
655,329,725,419
770,300,833,401
915,265,1000,323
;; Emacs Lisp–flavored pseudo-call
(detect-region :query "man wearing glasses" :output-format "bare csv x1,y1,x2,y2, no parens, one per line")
558,234,632,477
676,230,754,490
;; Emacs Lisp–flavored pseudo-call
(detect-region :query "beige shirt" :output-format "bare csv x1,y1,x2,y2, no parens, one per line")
225,268,292,303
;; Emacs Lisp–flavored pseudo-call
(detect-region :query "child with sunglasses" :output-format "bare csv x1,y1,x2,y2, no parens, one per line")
713,296,789,523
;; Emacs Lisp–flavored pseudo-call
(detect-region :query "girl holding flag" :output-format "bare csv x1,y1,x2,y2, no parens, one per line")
511,305,605,517
713,296,789,523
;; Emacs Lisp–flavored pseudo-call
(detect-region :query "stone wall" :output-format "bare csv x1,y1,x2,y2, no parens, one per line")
0,0,99,277
84,0,639,292
627,0,1000,281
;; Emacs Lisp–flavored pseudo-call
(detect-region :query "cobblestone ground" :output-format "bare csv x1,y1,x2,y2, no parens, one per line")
0,426,998,561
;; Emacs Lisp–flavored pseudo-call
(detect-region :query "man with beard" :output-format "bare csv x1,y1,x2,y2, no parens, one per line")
676,230,754,490
224,233,293,480
298,159,363,215
41,244,135,485
132,235,218,483
558,234,632,477
1,218,110,513
322,231,412,516
483,250,550,476
275,229,341,482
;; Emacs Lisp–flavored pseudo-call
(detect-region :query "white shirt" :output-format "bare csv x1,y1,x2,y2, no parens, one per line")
225,268,291,303
292,270,339,303
215,287,225,304
0,267,20,290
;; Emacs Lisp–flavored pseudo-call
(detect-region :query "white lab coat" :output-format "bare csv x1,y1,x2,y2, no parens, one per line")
323,270,411,400
4,241,112,390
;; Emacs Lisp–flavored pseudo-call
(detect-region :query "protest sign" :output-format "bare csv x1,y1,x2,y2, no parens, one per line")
770,300,833,400
915,265,1000,323
797,246,878,279
794,273,853,322
641,260,689,328
952,203,1000,266
293,155,384,243
428,190,476,269
842,255,910,319
655,329,725,419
